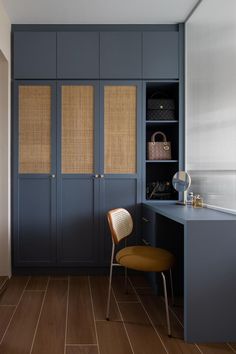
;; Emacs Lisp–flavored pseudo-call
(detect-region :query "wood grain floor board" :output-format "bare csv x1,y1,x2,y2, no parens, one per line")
139,294,201,354
0,277,8,289
89,276,121,321
31,279,68,354
50,275,69,280
112,276,138,302
26,276,49,291
118,302,167,354
0,291,44,354
129,275,151,288
0,276,29,306
198,344,234,354
0,275,233,354
67,277,96,345
0,306,15,342
66,345,99,354
96,321,133,354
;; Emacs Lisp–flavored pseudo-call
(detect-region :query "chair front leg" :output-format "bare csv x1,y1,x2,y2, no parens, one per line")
106,242,115,320
161,272,171,337
124,267,128,293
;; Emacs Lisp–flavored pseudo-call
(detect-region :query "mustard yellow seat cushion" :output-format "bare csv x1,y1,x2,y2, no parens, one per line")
116,246,175,272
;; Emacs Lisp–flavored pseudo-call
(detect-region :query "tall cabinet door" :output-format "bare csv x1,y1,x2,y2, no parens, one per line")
57,82,100,265
13,82,57,266
100,81,142,263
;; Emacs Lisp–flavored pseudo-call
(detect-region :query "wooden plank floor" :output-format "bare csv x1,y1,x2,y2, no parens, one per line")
0,275,234,354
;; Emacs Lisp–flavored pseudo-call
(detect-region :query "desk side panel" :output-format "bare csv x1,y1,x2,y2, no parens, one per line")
184,220,236,342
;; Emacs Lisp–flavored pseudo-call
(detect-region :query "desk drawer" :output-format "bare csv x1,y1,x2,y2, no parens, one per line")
141,207,156,247
141,206,157,292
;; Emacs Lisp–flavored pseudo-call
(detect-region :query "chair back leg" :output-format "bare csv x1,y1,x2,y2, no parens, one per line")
106,242,115,320
161,272,171,337
169,268,175,306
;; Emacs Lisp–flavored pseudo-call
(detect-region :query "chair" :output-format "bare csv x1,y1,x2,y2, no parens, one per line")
106,208,175,336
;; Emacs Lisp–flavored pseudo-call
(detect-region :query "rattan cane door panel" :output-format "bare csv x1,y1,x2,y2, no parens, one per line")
61,85,94,174
104,85,137,174
19,85,51,173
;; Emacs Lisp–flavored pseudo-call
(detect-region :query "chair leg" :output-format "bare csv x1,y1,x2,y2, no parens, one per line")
161,272,171,337
106,242,115,320
124,267,128,293
169,268,174,306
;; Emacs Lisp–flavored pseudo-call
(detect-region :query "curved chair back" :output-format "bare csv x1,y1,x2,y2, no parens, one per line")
107,208,133,244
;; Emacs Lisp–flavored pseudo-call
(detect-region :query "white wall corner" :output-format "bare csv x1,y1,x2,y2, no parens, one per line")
0,0,11,277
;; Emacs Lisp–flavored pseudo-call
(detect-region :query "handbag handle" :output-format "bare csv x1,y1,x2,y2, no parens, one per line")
151,131,167,143
150,91,169,99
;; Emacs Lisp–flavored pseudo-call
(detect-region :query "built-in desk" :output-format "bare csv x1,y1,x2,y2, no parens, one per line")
142,203,236,343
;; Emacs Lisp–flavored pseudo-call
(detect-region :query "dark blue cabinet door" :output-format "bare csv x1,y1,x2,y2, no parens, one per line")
13,82,57,266
141,206,157,291
100,32,142,79
143,31,179,79
57,32,99,79
16,178,57,265
58,177,99,265
99,80,142,264
13,32,56,79
57,81,100,265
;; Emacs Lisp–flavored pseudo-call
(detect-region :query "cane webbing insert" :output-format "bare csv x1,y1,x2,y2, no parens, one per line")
104,86,137,174
62,86,94,174
19,86,51,174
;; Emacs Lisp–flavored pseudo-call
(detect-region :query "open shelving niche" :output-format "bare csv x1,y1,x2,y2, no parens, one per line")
143,81,180,202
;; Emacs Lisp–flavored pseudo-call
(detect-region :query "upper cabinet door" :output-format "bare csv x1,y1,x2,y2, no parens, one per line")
57,32,99,79
143,31,179,79
14,32,57,79
100,32,142,79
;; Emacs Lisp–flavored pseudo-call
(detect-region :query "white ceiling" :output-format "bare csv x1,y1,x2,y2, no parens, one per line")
1,0,199,24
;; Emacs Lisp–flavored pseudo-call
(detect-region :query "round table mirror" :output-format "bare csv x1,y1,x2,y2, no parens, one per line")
172,171,191,192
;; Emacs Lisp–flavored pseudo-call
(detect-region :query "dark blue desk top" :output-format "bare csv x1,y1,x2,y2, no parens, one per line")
143,203,236,225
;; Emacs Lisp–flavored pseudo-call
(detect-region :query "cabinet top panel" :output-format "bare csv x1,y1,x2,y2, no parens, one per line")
12,24,180,32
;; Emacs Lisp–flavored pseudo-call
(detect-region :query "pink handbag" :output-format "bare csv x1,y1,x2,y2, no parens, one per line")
148,131,171,160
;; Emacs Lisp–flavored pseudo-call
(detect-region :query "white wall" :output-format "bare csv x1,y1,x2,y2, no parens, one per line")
0,0,11,276
186,0,236,211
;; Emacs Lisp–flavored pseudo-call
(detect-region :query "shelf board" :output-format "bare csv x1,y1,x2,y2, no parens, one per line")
146,160,178,163
144,199,179,204
146,120,178,124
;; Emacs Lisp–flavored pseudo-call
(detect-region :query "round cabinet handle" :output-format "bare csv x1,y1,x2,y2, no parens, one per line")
94,174,99,178
51,174,56,178
100,174,104,178
142,217,149,223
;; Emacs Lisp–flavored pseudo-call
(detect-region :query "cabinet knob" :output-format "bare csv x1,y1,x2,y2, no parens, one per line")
94,174,99,178
51,174,56,178
100,174,104,178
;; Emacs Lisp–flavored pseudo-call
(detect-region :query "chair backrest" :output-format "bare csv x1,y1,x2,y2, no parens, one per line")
107,208,133,244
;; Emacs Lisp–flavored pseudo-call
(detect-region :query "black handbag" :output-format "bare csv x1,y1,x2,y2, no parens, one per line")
146,181,173,200
147,92,175,121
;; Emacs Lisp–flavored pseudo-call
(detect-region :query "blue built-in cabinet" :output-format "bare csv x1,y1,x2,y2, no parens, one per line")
100,31,142,78
12,24,184,271
14,32,57,79
13,25,181,80
57,32,100,79
143,31,179,79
